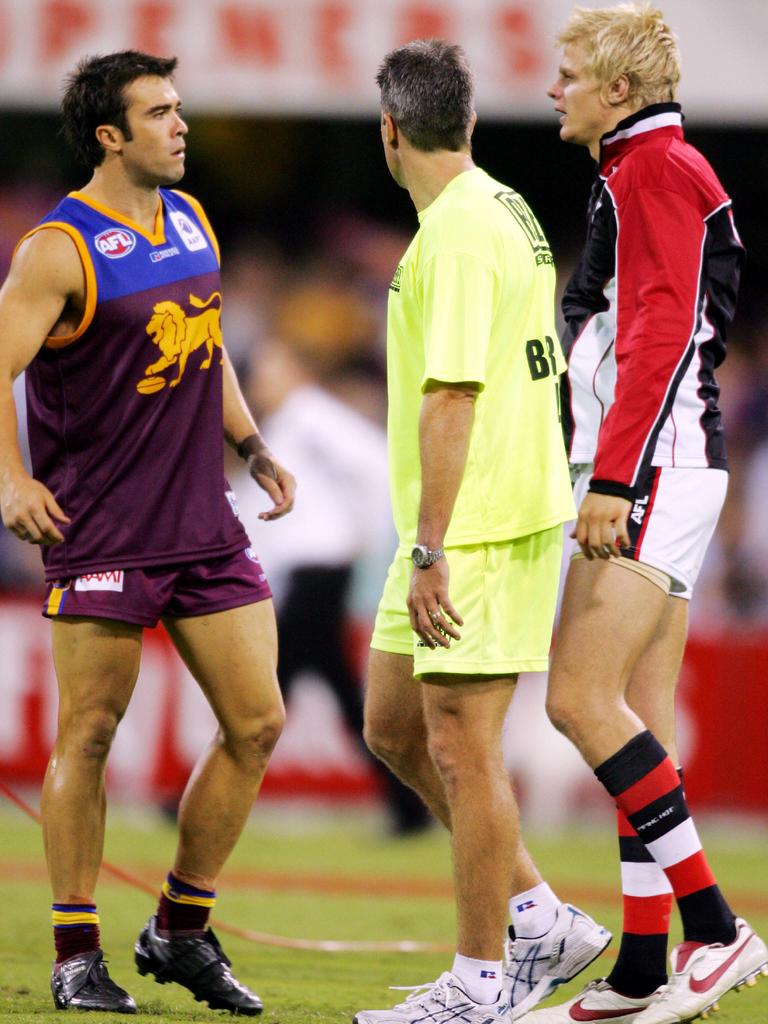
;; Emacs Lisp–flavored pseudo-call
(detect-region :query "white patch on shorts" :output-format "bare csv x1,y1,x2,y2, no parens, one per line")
74,570,125,592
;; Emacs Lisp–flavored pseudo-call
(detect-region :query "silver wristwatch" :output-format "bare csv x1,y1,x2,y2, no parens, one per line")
411,544,445,569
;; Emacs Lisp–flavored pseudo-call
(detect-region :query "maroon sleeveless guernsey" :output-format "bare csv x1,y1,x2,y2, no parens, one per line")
23,189,249,581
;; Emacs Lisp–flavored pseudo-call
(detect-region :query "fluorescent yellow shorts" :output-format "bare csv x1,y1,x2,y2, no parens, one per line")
371,526,563,678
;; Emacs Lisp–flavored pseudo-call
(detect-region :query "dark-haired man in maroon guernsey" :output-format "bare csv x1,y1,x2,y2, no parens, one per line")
0,50,295,1015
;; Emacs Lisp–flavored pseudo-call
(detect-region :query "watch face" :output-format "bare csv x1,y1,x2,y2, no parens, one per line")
411,545,427,567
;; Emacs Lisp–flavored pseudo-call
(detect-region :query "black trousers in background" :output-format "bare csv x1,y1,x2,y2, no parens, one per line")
277,564,430,834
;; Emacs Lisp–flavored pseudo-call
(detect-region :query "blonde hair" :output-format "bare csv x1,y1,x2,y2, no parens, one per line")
557,3,681,107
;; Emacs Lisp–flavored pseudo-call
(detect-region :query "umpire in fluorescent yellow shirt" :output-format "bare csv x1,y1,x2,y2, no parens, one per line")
357,40,580,1024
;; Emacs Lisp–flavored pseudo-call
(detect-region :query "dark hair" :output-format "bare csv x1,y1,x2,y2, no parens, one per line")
375,39,474,152
61,50,179,169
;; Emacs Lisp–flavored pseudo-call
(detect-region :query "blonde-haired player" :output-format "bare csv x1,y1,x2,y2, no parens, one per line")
525,5,768,1023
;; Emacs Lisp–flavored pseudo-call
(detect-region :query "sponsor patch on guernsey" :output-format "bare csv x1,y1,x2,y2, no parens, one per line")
74,570,125,592
94,228,136,259
150,245,181,263
169,211,208,252
226,490,240,518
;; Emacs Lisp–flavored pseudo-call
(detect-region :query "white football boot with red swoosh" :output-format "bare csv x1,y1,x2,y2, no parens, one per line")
519,978,662,1023
633,918,768,1024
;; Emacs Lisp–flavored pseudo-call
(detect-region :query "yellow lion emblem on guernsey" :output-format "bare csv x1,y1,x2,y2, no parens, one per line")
136,291,223,394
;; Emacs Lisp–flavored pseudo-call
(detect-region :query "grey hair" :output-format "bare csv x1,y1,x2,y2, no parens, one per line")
375,39,475,152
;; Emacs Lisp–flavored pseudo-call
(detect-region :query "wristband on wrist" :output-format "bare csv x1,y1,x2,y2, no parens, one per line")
236,433,268,461
237,433,279,482
588,477,634,502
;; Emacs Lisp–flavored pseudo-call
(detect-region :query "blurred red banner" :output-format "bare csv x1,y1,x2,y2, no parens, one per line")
0,1,761,120
0,593,766,814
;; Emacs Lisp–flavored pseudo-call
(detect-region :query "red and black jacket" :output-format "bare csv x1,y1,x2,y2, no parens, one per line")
561,103,744,500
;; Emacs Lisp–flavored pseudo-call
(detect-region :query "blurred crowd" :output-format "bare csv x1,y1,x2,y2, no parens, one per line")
2,179,768,635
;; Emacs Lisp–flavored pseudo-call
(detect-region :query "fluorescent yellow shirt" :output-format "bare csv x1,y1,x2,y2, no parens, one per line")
387,167,575,550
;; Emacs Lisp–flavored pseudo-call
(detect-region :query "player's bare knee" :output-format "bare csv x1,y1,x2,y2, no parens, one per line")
60,707,122,761
364,707,425,774
364,723,406,773
545,686,595,745
425,726,474,794
367,724,433,784
221,706,285,768
362,717,386,762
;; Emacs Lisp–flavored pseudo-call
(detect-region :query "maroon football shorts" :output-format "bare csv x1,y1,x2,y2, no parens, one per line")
42,546,272,627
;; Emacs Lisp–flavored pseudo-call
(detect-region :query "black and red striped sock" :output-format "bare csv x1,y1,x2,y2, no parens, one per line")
595,731,735,946
605,806,673,997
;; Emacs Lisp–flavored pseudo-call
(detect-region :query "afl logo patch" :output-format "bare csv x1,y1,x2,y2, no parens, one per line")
95,228,136,259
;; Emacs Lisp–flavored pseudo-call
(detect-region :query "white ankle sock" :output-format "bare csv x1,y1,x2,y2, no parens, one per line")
509,882,560,939
451,953,503,1004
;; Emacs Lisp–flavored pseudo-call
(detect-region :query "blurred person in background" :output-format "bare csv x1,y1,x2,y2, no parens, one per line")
532,6,768,1023
0,50,295,1015
357,40,610,1024
234,288,431,834
710,330,768,623
218,238,291,372
688,337,768,626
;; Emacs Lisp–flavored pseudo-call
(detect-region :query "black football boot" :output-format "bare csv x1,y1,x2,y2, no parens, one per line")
51,950,137,1012
135,915,262,1015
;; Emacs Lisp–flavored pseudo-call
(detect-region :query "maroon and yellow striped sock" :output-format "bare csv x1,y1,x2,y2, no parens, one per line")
156,872,216,935
52,902,100,963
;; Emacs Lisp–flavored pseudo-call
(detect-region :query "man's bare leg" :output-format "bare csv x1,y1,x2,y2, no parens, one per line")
134,600,284,1017
42,617,143,902
598,592,688,999
162,599,285,888
548,556,738,963
364,649,449,826
364,649,541,891
365,654,609,1014
421,674,518,961
625,594,688,761
43,616,142,1012
547,558,669,766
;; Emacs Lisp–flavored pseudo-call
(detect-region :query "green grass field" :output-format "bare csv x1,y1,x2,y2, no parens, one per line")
1,803,767,1023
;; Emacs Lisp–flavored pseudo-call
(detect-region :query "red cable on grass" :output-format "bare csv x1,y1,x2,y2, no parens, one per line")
0,780,453,954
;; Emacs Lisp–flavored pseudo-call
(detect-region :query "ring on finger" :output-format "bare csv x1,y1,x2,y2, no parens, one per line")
429,611,440,623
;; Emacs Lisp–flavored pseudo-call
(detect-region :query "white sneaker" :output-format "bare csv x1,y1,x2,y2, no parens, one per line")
633,918,768,1024
353,971,511,1024
519,978,662,1022
505,903,612,1019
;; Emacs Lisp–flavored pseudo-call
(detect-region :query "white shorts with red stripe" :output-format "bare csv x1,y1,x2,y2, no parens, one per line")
571,464,728,600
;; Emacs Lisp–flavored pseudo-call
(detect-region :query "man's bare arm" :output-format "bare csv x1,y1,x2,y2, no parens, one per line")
0,230,83,544
408,381,478,648
417,382,478,549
